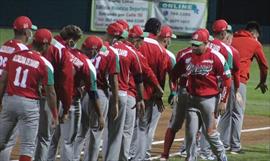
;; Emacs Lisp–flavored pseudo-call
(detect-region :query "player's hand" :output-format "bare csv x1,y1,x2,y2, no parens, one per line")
59,113,69,124
255,82,268,94
51,117,59,128
217,101,227,117
98,116,105,130
111,103,119,120
136,100,145,119
168,92,178,106
235,91,244,107
156,97,165,112
154,85,164,98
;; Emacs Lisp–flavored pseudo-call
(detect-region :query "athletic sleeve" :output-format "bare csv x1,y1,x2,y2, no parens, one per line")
139,53,159,86
254,43,269,83
108,46,120,75
231,47,240,89
84,58,97,92
213,52,231,102
170,57,186,84
40,56,54,86
58,49,74,113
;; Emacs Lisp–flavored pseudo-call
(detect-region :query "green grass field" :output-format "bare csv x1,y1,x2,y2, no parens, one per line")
0,28,269,160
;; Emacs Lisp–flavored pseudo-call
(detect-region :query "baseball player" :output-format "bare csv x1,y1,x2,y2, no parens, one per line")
228,21,268,154
35,25,79,161
130,18,168,161
171,29,230,161
44,25,84,161
73,35,119,161
0,16,37,161
103,22,145,161
213,21,241,153
0,29,58,161
122,25,164,161
160,46,191,160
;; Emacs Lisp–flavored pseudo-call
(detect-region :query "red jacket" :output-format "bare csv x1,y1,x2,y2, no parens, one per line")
232,30,268,84
43,35,74,113
124,41,159,98
139,34,168,100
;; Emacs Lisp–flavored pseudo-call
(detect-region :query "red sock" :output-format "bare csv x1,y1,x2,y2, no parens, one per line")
19,155,32,161
161,128,176,158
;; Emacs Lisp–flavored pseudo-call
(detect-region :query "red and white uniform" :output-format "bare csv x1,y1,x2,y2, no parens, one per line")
208,39,232,69
171,48,231,102
91,42,120,90
139,34,167,99
6,50,54,99
113,41,142,91
0,39,29,76
232,30,268,84
69,49,97,96
174,47,193,88
43,35,74,113
123,41,159,98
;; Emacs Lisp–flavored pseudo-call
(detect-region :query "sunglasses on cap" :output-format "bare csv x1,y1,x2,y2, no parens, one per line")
191,43,202,47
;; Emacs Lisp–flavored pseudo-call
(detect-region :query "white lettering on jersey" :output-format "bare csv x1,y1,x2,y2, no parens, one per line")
207,42,221,52
70,54,84,68
0,45,15,54
0,56,8,67
13,54,40,68
116,49,128,57
186,63,213,76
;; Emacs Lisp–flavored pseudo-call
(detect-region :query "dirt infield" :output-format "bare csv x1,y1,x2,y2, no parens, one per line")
10,108,270,160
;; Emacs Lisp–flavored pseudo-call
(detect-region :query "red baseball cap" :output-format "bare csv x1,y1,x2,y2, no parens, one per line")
33,29,52,44
107,22,128,38
128,25,148,38
212,19,230,33
116,19,129,31
160,25,176,38
190,28,210,45
83,35,103,51
13,16,37,30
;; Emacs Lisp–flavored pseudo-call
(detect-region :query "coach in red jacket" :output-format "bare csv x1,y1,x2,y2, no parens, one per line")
229,21,268,154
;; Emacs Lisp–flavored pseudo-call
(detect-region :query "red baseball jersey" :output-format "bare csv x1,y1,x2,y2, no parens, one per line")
69,49,97,97
5,50,54,99
208,39,233,69
42,35,74,112
171,48,231,102
113,41,142,91
175,47,193,88
91,42,120,90
0,39,29,76
139,36,167,99
232,30,268,84
124,41,159,98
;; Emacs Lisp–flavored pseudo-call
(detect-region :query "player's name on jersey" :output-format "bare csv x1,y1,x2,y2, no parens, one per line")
70,54,84,68
0,45,15,54
13,54,40,68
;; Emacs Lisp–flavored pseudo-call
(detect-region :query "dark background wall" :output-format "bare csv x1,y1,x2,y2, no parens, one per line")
0,0,91,31
208,0,270,43
1,0,270,43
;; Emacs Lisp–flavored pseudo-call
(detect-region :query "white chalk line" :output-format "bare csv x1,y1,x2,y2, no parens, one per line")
11,126,270,161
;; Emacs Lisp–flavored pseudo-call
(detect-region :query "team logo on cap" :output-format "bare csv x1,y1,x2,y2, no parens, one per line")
192,34,199,40
23,23,29,29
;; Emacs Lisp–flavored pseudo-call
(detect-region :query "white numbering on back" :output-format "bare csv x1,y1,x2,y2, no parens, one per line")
13,66,29,88
94,56,101,69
